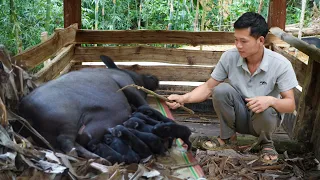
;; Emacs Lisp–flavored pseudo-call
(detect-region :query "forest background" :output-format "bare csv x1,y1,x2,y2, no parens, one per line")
0,0,318,56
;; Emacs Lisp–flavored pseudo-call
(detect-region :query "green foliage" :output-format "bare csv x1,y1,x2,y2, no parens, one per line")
286,0,313,25
0,0,63,54
0,0,315,55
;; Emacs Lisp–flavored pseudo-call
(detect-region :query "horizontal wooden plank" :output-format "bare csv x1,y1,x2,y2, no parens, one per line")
156,85,199,95
34,44,75,84
72,46,223,65
75,30,278,46
70,64,214,82
272,45,307,85
13,24,78,70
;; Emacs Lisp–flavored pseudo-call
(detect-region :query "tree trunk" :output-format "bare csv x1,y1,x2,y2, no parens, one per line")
127,0,130,30
102,1,105,29
95,0,99,30
138,0,142,29
193,0,199,31
200,0,207,50
258,0,264,14
9,0,14,24
46,0,51,31
9,0,22,53
169,0,173,24
298,0,306,39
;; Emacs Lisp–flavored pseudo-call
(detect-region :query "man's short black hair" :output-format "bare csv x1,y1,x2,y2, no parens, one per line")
234,12,269,38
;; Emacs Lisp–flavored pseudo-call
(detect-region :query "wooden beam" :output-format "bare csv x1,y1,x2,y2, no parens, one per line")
70,64,214,82
34,44,75,84
270,27,320,63
73,46,223,65
64,0,81,28
268,0,286,29
272,45,307,85
294,57,320,144
13,24,77,70
75,30,278,46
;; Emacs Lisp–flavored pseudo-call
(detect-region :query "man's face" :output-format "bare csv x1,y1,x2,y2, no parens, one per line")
234,28,264,58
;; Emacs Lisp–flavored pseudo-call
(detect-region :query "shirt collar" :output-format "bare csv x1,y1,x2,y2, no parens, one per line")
236,47,269,72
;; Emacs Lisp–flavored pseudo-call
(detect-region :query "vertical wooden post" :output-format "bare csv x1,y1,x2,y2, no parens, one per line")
41,32,51,66
64,0,81,28
311,90,320,160
294,57,320,146
267,0,286,29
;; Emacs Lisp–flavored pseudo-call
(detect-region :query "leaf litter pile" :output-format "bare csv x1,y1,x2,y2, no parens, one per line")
195,147,318,179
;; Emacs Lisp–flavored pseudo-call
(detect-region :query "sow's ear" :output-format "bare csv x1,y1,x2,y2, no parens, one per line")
142,74,159,91
100,55,118,69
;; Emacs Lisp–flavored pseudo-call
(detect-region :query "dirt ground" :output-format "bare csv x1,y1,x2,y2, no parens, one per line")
171,112,291,141
170,111,320,179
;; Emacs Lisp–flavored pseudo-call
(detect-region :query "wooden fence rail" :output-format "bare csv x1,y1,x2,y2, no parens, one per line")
75,29,279,46
13,24,78,70
73,46,223,65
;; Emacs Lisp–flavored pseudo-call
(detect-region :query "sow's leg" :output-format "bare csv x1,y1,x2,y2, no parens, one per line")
56,124,79,156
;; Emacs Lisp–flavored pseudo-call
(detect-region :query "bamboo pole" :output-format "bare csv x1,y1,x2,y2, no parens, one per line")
295,0,306,56
193,0,199,31
298,0,307,40
95,0,99,30
258,0,264,14
46,0,51,31
200,0,207,51
138,0,142,29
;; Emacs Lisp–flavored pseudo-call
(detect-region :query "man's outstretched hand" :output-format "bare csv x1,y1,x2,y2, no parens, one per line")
166,94,185,109
245,96,275,113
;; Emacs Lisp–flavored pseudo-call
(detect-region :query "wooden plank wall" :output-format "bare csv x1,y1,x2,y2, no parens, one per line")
34,44,75,84
13,24,77,70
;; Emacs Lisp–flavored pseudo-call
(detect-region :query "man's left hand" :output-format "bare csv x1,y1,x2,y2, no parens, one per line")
245,96,275,113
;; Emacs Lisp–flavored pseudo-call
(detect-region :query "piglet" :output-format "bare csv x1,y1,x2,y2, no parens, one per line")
110,125,153,159
131,112,160,125
87,139,125,164
103,133,140,164
127,128,166,155
152,122,192,150
123,117,153,133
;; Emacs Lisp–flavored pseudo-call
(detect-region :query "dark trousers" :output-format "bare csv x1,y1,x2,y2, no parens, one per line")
212,83,281,147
